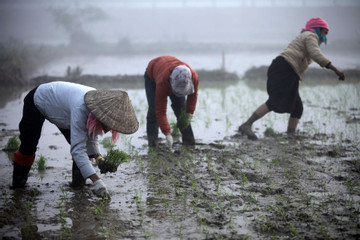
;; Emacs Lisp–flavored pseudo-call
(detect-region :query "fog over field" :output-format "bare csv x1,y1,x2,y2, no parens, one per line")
1,0,359,48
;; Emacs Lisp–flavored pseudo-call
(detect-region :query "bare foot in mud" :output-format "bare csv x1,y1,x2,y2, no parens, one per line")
238,123,258,140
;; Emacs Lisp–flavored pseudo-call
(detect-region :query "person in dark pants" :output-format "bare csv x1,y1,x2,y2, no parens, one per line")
144,56,199,149
13,81,139,197
238,18,345,140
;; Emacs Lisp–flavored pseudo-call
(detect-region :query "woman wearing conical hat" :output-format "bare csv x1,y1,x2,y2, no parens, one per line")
12,81,139,197
238,18,345,140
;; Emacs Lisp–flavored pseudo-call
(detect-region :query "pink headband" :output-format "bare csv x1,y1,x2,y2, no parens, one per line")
302,18,329,32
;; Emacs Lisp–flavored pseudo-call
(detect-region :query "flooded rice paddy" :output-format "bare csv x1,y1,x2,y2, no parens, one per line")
0,77,359,239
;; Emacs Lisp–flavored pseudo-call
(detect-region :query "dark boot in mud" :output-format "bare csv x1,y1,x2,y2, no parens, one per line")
71,161,85,190
170,102,195,146
12,162,31,188
148,136,159,149
238,123,258,140
12,150,34,188
180,125,195,146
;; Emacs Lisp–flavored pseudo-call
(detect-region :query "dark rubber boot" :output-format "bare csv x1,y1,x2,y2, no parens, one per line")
147,136,158,149
171,103,195,146
12,162,31,188
180,125,195,146
71,162,85,190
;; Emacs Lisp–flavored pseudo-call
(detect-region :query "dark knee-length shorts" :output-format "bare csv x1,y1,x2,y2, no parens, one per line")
265,56,303,119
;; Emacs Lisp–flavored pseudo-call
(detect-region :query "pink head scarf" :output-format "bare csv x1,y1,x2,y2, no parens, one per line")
301,18,329,33
87,113,120,145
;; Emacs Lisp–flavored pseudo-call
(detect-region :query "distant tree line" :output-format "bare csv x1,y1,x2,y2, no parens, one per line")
0,39,57,87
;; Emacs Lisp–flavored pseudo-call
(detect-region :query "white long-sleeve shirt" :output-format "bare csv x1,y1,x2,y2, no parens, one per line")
34,81,99,178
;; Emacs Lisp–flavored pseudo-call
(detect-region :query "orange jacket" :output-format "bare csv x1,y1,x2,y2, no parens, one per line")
146,56,199,135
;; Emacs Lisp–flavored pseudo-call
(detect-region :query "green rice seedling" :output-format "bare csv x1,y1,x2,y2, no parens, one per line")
238,171,248,187
182,191,188,207
344,196,354,209
99,149,130,174
214,171,220,192
56,188,72,239
145,229,155,239
176,222,184,239
319,223,330,239
93,197,108,220
4,135,20,151
205,116,211,129
122,136,135,154
327,193,337,203
225,115,232,131
135,190,146,225
170,121,181,136
190,173,198,192
346,174,354,193
60,187,68,202
264,127,276,137
226,215,237,233
100,136,114,150
253,159,258,170
256,215,274,234
289,223,298,237
94,202,104,218
201,225,210,236
21,200,39,240
101,226,112,240
241,233,250,240
35,155,47,171
134,151,145,172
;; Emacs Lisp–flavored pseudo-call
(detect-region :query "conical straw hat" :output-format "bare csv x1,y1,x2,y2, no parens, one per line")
84,90,139,134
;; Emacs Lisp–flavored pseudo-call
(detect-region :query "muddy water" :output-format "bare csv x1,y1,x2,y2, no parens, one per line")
0,80,360,239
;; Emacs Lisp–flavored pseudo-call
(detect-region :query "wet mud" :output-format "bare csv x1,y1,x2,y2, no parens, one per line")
1,127,359,239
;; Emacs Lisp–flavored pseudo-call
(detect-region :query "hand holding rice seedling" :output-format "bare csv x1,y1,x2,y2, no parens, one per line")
98,149,130,174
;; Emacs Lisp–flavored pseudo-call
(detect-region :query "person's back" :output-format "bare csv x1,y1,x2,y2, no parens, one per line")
34,81,94,129
280,31,330,77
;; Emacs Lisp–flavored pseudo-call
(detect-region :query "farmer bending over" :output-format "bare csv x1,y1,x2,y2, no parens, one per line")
238,18,345,140
145,56,199,149
12,81,139,197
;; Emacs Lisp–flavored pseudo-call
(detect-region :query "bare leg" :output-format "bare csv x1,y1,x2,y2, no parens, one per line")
254,104,270,118
239,104,270,140
287,117,299,135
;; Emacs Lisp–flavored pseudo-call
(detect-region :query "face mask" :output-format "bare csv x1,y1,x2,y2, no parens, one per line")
313,27,327,46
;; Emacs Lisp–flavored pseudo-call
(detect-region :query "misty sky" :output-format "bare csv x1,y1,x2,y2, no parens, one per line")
1,0,359,47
